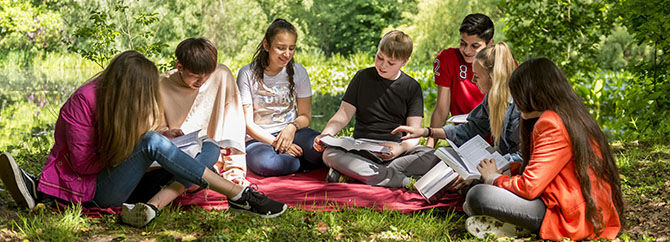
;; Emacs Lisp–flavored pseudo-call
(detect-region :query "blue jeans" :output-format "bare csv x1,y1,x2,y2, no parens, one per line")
92,131,219,207
246,128,324,177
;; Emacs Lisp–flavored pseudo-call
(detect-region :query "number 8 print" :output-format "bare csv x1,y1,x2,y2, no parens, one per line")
459,65,467,79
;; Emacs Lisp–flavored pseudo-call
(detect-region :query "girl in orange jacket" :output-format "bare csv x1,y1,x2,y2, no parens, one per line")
464,57,623,240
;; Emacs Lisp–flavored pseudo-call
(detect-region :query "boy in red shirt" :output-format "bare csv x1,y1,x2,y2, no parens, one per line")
427,13,494,147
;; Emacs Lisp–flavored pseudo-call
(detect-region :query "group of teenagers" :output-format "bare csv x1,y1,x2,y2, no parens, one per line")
0,13,624,240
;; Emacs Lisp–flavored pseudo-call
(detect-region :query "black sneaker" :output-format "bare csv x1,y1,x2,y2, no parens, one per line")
326,168,355,183
325,168,341,183
227,184,287,218
0,152,37,209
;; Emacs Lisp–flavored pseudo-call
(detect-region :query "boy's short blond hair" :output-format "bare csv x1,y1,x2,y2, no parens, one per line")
378,30,413,61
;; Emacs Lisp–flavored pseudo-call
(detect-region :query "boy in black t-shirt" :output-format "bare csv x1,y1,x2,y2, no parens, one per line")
313,31,437,188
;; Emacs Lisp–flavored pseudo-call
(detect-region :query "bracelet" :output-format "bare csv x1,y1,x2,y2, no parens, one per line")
423,127,432,138
289,122,299,130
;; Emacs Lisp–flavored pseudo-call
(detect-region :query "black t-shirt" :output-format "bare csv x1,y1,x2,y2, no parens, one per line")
342,67,424,142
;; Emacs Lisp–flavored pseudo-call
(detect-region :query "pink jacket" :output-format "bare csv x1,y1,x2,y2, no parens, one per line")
38,80,102,203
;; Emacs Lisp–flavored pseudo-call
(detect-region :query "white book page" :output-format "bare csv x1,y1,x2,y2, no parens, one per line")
320,136,390,154
440,147,468,172
489,151,510,170
458,135,493,173
320,136,353,150
171,129,201,148
447,114,468,123
414,161,456,199
152,129,202,168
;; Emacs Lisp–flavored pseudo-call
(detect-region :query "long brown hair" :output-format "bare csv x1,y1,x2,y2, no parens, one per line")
474,42,515,147
509,57,623,236
96,50,162,168
251,18,298,100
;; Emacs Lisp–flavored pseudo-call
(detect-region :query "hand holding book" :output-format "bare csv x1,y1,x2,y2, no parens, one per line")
477,158,502,184
312,133,332,152
159,128,184,139
377,142,402,161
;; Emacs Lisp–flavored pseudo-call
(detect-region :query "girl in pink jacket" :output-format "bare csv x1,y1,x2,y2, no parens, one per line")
0,51,286,228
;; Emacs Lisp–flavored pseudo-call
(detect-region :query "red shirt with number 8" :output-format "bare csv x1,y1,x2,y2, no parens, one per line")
433,48,485,116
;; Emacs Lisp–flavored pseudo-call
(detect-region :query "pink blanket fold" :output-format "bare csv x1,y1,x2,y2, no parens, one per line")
173,168,464,213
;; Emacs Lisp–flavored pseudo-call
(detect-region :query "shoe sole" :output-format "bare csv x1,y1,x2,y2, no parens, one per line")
0,153,35,209
121,203,153,227
229,204,288,219
466,215,530,238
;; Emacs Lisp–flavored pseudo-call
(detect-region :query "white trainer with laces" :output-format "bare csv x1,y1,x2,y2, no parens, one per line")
121,202,159,227
466,215,531,238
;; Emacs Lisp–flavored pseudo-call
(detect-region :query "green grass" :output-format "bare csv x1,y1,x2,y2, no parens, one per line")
0,204,469,241
1,140,665,241
0,51,667,241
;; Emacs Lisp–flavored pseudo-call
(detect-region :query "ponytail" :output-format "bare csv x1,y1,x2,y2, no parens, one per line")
474,42,516,147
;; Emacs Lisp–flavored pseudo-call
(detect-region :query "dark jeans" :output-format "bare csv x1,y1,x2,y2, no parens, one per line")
92,131,219,207
246,128,324,177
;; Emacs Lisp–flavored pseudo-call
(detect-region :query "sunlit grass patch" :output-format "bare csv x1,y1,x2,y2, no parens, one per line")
12,204,90,241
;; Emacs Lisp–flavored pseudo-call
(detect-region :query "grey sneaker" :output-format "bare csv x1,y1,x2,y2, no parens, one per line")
465,215,531,238
121,203,160,227
228,184,287,218
0,152,37,209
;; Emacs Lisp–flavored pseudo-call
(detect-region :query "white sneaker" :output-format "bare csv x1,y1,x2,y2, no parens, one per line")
121,203,159,227
466,215,531,238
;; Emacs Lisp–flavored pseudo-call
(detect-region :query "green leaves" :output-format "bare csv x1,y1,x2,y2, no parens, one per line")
68,0,170,69
70,10,120,68
500,0,614,76
274,0,413,56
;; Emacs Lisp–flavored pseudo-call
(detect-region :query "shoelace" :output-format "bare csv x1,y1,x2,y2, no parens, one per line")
245,183,269,203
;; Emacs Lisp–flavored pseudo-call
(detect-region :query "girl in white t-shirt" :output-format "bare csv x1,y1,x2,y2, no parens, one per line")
237,19,324,176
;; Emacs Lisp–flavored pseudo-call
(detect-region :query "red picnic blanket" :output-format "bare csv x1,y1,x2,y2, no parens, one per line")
64,168,463,217
173,168,464,213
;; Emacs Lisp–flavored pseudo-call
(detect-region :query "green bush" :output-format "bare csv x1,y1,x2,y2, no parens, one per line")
0,0,66,52
608,0,670,140
500,0,613,77
596,24,654,71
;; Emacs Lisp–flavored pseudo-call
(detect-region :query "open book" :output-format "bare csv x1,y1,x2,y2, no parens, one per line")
319,136,392,154
413,161,460,201
171,129,203,158
150,129,244,168
447,114,468,124
433,135,510,181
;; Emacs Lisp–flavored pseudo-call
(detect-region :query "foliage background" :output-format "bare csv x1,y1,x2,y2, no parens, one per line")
2,0,667,142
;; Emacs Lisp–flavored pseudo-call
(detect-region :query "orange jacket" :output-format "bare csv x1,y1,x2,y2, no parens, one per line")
493,111,620,240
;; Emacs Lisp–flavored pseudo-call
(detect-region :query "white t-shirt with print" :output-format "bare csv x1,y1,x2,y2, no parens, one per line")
237,63,312,134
